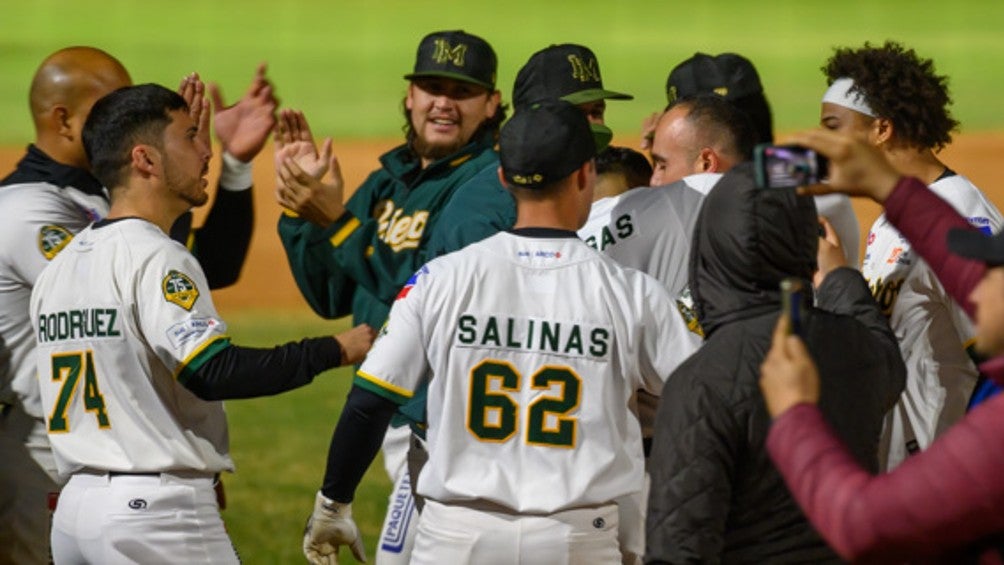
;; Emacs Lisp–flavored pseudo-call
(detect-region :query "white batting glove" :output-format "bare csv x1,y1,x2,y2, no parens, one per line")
303,491,367,564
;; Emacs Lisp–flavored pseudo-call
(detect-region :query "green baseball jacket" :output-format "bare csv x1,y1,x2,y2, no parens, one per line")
278,131,499,330
425,163,515,258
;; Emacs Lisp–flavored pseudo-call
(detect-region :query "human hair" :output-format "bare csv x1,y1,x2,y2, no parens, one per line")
401,94,509,154
82,83,188,189
823,40,958,151
596,146,653,188
670,94,757,162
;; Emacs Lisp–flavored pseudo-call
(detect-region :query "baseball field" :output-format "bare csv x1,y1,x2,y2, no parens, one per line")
4,1,1004,562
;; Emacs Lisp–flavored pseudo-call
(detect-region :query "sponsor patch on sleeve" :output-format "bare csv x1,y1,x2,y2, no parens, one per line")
396,264,430,300
166,317,226,350
162,270,200,310
38,225,74,260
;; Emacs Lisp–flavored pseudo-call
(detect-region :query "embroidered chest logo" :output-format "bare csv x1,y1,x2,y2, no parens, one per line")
162,270,199,311
567,55,601,83
433,39,467,67
376,202,429,252
38,225,74,260
867,276,904,318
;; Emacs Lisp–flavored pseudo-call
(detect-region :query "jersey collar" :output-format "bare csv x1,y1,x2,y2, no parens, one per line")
509,227,578,239
0,144,107,199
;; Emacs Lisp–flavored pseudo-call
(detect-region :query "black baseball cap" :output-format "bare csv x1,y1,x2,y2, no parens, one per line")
404,30,497,89
512,44,633,108
500,99,612,190
666,52,764,103
948,228,1004,266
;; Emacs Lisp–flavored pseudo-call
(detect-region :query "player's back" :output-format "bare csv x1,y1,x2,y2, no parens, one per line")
30,218,232,478
579,175,713,298
411,230,697,514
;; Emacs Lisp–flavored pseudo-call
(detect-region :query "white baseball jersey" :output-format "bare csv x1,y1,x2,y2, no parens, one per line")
30,218,233,477
579,173,717,298
865,172,1002,470
357,231,698,514
0,182,108,416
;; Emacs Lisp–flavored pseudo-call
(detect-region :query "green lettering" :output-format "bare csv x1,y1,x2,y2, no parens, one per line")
526,319,535,349
38,315,47,343
564,325,583,355
458,315,477,344
57,312,69,340
540,321,560,352
505,318,521,348
105,309,120,337
616,213,634,238
600,226,616,250
589,328,610,358
584,235,597,249
69,310,83,339
482,317,501,346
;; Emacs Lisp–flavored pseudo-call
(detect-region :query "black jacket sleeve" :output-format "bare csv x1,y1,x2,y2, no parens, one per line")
182,337,342,401
321,386,398,503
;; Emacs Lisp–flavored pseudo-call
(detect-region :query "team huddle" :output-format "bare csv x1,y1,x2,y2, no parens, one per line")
1,28,1003,565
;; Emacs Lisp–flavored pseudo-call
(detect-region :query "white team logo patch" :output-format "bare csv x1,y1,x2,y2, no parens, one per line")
38,224,73,260
162,270,200,311
166,317,226,350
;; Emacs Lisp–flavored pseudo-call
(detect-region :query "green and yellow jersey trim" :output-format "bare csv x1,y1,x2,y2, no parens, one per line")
329,217,361,247
174,335,232,383
354,369,412,405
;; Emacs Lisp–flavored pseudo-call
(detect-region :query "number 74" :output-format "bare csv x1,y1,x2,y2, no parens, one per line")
47,351,110,433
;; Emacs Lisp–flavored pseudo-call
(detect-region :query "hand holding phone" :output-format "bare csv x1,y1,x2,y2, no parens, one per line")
754,144,829,189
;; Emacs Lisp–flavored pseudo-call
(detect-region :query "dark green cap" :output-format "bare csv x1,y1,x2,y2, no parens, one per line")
513,44,632,108
404,30,497,89
500,99,612,190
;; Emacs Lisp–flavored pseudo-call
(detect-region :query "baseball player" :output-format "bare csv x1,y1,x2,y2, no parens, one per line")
594,146,654,201
29,83,374,564
302,100,697,565
0,47,277,565
274,29,504,564
818,41,1003,471
645,52,861,267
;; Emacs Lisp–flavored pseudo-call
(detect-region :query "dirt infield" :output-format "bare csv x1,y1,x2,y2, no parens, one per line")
4,133,1004,315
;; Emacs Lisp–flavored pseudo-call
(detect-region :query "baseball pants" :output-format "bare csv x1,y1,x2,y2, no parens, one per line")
412,499,620,565
51,471,238,564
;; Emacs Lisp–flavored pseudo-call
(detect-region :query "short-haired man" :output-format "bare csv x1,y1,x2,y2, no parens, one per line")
0,46,276,564
31,83,372,564
302,99,696,565
819,40,1004,470
647,52,861,266
594,145,653,201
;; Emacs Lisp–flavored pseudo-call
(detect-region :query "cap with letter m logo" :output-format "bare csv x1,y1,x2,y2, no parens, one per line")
405,30,497,89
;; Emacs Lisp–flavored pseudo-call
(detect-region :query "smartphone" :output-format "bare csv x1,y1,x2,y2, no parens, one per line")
780,278,806,336
754,144,829,189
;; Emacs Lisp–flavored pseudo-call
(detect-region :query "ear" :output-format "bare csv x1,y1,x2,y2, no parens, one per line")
695,147,721,173
496,165,508,188
871,117,894,146
577,159,595,191
53,106,73,139
405,83,415,112
131,145,160,178
485,89,502,119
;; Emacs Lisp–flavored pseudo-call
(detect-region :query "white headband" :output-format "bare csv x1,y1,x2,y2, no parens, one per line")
821,77,875,117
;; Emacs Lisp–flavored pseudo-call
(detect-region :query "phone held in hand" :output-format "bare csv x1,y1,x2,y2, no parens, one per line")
780,278,806,336
754,144,829,189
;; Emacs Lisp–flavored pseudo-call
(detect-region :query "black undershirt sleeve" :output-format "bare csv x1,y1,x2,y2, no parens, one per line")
182,337,342,401
321,386,398,503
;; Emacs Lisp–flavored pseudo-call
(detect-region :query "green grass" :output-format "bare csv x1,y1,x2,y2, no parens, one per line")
2,0,1004,145
219,309,389,564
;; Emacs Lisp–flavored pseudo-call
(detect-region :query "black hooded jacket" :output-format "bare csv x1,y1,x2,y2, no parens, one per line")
645,164,906,564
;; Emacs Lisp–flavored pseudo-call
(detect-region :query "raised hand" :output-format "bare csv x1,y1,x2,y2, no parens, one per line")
784,129,902,203
276,156,345,228
178,72,211,151
335,324,376,366
210,63,278,163
759,315,821,418
274,109,332,181
814,216,848,287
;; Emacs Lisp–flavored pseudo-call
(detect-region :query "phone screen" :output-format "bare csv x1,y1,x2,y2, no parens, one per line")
755,144,828,189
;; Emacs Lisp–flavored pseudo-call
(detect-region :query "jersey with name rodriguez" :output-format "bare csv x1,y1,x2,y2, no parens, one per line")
355,230,698,514
29,218,232,477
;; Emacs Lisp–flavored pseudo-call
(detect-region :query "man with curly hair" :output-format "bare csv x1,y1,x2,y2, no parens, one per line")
819,40,1003,470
